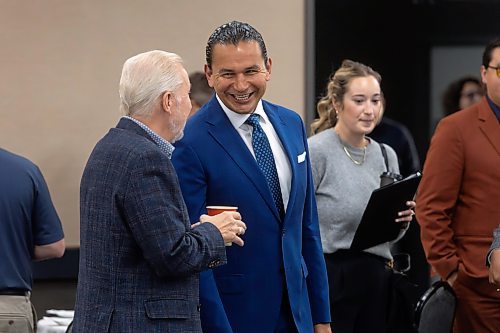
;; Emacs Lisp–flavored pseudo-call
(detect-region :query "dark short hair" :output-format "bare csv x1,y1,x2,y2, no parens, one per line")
482,36,500,68
205,21,268,69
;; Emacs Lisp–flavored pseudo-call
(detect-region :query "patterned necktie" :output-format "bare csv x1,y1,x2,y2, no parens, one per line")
245,113,284,218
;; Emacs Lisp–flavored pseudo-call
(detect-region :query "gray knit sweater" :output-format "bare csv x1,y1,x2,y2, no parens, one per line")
308,128,405,260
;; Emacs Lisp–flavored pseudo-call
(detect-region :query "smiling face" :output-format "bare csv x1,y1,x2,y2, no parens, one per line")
205,41,271,114
335,75,382,140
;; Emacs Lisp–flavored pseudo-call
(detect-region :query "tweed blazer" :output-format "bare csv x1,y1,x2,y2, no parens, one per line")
73,118,226,333
416,97,500,296
172,96,330,333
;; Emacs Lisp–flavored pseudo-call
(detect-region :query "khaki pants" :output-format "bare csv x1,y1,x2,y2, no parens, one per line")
0,294,34,333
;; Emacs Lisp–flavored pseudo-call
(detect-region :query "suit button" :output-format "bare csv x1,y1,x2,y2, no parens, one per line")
208,259,220,268
197,304,201,312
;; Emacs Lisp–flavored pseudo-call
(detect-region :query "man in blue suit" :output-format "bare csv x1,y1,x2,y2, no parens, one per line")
74,50,246,333
172,21,331,333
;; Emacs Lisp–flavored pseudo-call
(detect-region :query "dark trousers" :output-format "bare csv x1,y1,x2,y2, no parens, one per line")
325,250,391,333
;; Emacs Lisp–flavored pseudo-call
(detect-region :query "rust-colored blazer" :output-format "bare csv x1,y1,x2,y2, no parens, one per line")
416,97,500,296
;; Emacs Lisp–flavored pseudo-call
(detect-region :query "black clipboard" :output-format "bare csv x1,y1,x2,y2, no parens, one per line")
350,172,422,251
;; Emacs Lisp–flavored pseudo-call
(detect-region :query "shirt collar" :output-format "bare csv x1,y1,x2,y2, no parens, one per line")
122,116,175,159
216,94,268,130
486,95,500,122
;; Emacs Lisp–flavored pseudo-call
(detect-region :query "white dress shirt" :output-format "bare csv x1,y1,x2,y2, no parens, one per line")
216,94,292,211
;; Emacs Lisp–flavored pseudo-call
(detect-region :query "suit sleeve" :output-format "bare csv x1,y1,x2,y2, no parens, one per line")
121,149,226,278
172,141,233,333
300,122,331,324
415,118,464,279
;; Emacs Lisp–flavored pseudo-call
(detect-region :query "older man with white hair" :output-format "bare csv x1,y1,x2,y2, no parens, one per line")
73,50,246,333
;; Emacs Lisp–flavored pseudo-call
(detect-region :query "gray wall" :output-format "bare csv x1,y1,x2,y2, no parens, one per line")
430,46,483,129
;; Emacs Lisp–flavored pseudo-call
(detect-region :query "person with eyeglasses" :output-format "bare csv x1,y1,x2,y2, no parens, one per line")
416,36,500,333
172,21,331,333
442,76,484,116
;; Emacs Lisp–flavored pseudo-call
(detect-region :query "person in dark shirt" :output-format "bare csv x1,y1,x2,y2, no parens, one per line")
370,117,420,177
0,148,65,333
370,114,430,298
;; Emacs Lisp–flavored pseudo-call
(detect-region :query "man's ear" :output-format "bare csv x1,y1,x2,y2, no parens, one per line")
264,58,272,81
205,64,215,88
161,91,174,114
480,65,488,85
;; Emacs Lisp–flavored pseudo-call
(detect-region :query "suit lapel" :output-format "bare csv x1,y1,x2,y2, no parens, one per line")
204,99,281,221
478,99,500,157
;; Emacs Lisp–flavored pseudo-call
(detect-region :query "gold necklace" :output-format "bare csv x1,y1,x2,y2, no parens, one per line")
343,145,366,165
335,129,367,165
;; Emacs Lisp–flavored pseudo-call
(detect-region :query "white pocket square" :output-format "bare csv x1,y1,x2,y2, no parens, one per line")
297,151,306,163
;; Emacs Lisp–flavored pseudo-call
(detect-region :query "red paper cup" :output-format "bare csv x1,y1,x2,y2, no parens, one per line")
206,206,238,246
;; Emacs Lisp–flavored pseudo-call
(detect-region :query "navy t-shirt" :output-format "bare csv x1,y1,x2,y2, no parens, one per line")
0,148,64,290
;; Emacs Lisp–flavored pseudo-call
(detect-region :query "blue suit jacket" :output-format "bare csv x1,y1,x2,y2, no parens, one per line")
172,97,330,333
73,118,227,333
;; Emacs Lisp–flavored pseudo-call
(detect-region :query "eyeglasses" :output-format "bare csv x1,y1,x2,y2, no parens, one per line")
460,90,483,100
487,65,500,77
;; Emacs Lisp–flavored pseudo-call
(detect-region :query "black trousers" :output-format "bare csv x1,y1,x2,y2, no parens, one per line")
325,250,392,333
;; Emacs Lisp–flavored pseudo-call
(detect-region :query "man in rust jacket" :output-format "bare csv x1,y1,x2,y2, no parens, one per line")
416,37,500,333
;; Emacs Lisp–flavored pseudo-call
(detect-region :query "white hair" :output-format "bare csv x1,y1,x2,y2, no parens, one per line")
119,50,184,117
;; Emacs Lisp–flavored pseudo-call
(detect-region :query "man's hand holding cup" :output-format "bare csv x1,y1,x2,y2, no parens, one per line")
199,206,246,246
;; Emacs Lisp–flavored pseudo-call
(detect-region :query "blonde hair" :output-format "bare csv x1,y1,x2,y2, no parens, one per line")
119,50,184,117
311,59,383,134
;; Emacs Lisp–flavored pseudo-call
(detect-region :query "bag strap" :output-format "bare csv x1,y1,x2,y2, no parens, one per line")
379,142,389,172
